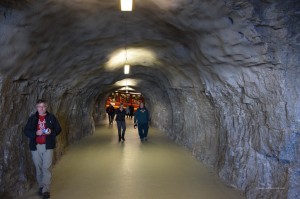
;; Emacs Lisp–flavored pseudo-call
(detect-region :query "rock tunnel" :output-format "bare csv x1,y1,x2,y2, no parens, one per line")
0,0,299,198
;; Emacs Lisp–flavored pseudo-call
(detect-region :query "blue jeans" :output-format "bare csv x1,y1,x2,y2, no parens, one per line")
138,123,149,139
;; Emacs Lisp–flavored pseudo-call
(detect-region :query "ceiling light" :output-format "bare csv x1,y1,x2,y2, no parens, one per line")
121,0,133,11
124,64,130,74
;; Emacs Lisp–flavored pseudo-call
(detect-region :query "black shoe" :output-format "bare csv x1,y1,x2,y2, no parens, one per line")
140,138,144,142
38,188,43,196
122,137,125,141
43,192,50,199
144,137,148,141
119,137,121,142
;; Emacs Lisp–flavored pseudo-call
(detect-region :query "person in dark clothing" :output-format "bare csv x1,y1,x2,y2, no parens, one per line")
115,104,127,142
129,104,134,119
24,99,62,199
106,104,115,125
134,102,150,142
126,106,130,118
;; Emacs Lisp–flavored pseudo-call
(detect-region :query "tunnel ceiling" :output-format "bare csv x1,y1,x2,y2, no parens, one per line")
1,0,290,95
1,1,300,198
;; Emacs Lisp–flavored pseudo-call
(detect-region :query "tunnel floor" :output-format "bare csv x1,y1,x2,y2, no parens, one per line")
20,118,245,199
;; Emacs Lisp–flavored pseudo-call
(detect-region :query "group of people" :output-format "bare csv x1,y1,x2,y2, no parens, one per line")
106,104,134,125
23,100,150,199
107,102,150,142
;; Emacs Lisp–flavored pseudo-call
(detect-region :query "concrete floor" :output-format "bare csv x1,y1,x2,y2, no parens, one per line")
20,119,245,199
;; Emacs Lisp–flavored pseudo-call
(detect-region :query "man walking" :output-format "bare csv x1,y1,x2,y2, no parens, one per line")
106,104,115,125
115,104,127,142
134,102,150,142
24,99,62,199
129,104,134,119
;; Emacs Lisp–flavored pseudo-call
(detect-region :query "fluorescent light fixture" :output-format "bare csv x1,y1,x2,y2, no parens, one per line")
121,0,133,11
124,64,130,74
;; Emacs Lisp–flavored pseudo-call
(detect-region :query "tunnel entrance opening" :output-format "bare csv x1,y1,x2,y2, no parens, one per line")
105,89,145,111
92,82,149,126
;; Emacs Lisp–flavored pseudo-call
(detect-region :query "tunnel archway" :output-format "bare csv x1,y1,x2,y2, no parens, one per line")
0,0,299,198
93,74,175,133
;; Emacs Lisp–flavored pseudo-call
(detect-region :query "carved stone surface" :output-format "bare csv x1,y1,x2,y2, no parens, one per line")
0,0,299,198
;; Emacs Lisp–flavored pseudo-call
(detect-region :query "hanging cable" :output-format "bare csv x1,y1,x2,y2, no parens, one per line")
123,12,130,74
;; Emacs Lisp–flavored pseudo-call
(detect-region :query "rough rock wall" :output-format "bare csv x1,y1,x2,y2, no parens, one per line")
212,2,300,198
165,1,300,198
137,80,173,133
209,67,293,198
0,0,299,199
93,94,107,125
0,77,35,199
166,88,219,167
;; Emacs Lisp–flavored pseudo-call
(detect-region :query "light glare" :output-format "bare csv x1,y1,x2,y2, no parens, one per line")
121,0,132,11
124,64,130,74
106,48,157,70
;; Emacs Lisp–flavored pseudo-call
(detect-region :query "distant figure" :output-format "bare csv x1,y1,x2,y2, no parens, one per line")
129,104,134,119
126,106,130,118
115,104,127,142
134,102,150,142
24,99,62,199
106,104,115,125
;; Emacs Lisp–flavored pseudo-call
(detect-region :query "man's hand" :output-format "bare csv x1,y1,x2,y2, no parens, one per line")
36,130,43,136
45,128,51,135
37,128,52,135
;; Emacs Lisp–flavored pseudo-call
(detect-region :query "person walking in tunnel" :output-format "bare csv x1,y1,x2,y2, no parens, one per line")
126,105,130,118
134,102,150,142
24,99,62,199
129,104,134,119
115,104,127,142
106,103,115,125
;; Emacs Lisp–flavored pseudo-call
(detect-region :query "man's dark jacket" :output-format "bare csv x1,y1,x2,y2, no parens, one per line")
106,106,115,115
24,111,62,151
115,109,126,121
